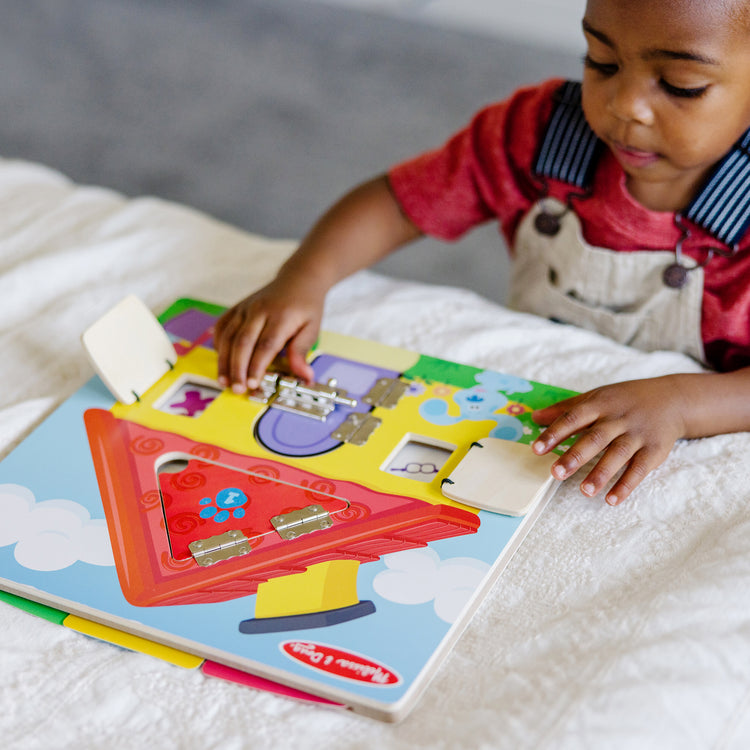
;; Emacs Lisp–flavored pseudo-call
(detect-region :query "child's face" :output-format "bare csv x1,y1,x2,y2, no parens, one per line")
581,0,750,212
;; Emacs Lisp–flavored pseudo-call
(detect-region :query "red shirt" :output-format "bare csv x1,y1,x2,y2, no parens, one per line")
388,78,750,372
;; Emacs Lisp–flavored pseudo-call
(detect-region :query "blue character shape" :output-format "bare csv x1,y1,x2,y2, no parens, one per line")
419,371,532,441
199,487,248,523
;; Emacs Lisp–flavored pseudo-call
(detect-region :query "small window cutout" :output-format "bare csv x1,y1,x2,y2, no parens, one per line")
382,437,454,483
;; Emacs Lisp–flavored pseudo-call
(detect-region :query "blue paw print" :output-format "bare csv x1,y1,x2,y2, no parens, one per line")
199,487,248,523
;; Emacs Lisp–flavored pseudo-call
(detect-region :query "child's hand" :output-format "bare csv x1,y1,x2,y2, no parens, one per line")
214,275,326,393
213,175,422,394
531,377,689,505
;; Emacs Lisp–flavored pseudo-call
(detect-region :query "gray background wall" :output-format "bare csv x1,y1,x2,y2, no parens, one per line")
0,0,583,303
306,0,587,52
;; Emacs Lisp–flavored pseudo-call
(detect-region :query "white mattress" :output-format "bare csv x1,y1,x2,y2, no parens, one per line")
2,159,750,749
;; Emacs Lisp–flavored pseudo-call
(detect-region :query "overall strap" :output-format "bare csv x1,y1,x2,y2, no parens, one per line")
684,129,750,247
533,81,602,189
533,80,750,247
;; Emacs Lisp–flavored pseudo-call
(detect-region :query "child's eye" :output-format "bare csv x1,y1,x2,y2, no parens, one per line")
583,54,618,77
659,79,709,99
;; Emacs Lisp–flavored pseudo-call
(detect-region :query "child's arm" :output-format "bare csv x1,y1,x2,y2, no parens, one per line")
214,175,422,392
531,368,750,504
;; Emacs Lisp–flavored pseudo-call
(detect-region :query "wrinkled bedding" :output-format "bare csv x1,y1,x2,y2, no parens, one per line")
1,159,750,749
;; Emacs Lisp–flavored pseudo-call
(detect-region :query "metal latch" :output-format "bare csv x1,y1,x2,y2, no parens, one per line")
270,504,333,540
249,373,357,421
188,529,252,567
330,412,382,446
363,377,409,409
249,372,282,404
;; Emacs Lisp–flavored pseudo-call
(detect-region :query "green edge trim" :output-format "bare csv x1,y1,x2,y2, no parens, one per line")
0,590,68,625
157,297,227,325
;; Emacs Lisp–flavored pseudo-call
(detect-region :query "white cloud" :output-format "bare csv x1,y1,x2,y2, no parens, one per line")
373,548,490,623
0,483,114,571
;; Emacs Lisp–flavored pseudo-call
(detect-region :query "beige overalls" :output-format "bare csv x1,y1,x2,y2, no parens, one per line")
507,198,706,363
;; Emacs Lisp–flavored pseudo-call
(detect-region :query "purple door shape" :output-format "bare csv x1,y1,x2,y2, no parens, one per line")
254,354,399,457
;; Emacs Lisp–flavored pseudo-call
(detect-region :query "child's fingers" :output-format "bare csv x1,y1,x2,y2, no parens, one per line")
555,429,668,505
533,399,649,503
228,314,268,391
531,397,577,426
532,398,595,454
215,312,243,387
547,419,628,481
534,379,683,505
285,325,318,383
602,446,669,505
244,310,323,388
575,433,642,497
242,318,302,390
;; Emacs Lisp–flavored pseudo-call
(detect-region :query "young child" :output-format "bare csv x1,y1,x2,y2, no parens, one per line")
215,0,750,506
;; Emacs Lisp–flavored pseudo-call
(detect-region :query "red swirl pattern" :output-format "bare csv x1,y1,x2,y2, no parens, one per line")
303,479,338,502
168,511,202,535
190,443,221,461
246,464,281,484
336,503,370,521
130,436,164,455
172,471,207,491
139,490,162,510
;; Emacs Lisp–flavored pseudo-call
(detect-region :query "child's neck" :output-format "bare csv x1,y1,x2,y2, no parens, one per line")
625,170,710,214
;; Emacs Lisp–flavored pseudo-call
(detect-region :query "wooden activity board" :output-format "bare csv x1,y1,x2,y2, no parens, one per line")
0,298,574,721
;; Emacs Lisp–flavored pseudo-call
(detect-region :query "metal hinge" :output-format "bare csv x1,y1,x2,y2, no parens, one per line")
270,504,333,540
188,529,252,567
363,377,409,409
249,373,357,421
330,412,382,446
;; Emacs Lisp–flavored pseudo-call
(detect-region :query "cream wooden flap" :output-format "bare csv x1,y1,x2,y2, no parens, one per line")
81,295,176,405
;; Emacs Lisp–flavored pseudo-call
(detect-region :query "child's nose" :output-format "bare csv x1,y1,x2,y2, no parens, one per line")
606,75,654,126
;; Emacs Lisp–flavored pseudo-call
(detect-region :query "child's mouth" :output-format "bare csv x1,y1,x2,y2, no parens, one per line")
611,141,660,168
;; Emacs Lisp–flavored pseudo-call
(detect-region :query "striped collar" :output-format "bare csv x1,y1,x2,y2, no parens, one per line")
533,80,750,247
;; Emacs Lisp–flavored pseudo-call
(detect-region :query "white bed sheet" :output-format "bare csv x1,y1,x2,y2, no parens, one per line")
1,159,750,749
